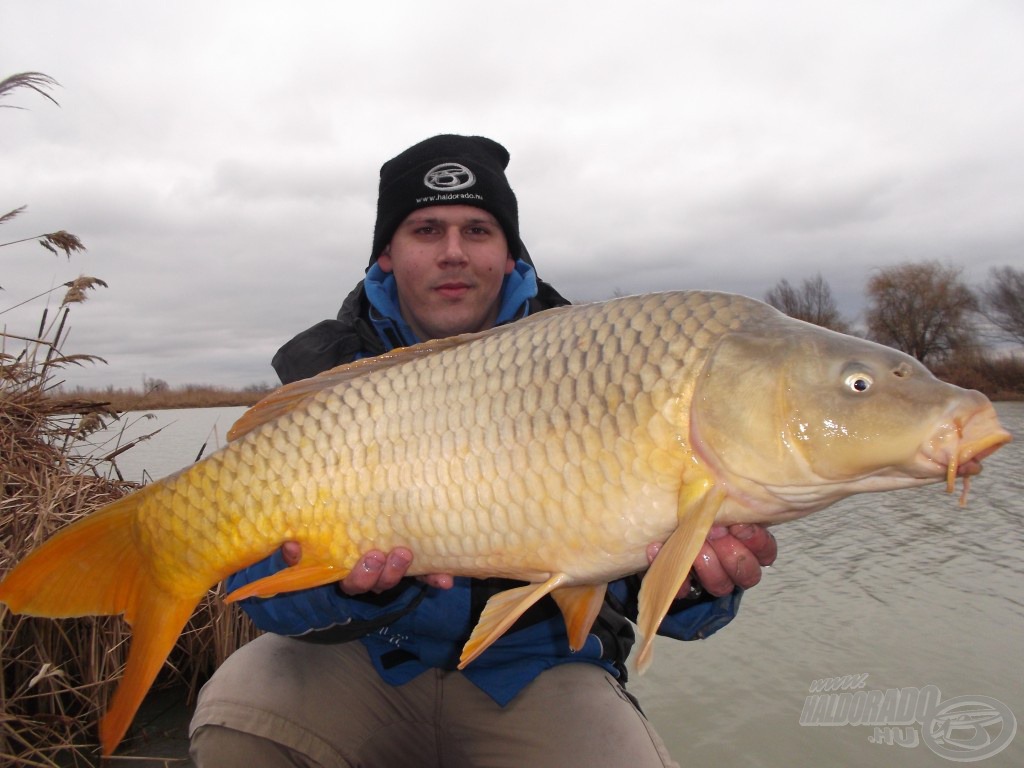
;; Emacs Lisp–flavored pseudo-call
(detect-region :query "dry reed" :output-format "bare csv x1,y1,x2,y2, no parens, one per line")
2,291,261,767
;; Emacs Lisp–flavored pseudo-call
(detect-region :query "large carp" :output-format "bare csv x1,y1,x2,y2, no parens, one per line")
0,291,1011,755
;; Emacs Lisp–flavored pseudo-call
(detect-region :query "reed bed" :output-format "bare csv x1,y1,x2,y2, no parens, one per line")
2,265,259,766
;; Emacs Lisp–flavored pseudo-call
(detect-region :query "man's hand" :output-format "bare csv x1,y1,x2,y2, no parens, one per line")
646,524,778,599
277,542,455,595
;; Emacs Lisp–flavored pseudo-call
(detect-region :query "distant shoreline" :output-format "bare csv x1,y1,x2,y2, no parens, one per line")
51,385,269,413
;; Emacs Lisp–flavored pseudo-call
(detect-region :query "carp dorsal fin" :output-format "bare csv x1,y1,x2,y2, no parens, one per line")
228,333,481,441
634,481,724,674
229,305,576,441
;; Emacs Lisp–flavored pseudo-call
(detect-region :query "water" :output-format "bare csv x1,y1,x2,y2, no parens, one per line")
96,403,1023,767
89,406,249,484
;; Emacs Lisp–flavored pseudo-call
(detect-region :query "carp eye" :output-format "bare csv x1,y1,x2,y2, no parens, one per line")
845,373,873,393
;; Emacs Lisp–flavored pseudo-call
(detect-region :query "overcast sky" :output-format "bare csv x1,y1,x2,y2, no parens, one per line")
3,1,1022,391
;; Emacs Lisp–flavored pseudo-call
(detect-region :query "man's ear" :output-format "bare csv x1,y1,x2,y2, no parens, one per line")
377,246,393,273
504,253,515,275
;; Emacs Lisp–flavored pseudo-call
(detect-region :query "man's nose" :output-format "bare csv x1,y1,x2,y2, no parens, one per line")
440,228,469,264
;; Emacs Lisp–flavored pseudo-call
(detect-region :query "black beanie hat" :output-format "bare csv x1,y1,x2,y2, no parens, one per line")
369,134,523,266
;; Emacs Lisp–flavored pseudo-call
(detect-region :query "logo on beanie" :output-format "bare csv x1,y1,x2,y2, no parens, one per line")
424,163,476,192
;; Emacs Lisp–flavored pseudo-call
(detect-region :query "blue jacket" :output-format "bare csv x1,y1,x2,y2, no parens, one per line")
231,261,742,704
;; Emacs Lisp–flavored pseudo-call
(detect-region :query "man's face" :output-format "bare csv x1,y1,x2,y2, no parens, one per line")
377,205,515,341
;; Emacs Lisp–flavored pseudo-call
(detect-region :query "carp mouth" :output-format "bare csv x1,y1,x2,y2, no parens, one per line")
926,403,1012,505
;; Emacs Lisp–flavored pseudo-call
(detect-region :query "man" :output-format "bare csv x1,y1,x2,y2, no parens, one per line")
190,135,777,767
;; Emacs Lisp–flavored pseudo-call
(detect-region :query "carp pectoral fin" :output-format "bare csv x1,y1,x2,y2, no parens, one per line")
224,563,346,602
551,584,608,651
634,486,724,674
458,573,570,669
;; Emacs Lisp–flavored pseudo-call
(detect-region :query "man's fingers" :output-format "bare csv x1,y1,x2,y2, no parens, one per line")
280,541,302,567
338,550,388,595
692,536,736,596
703,527,764,591
374,548,414,592
728,524,778,566
337,547,415,595
648,524,777,599
418,574,455,590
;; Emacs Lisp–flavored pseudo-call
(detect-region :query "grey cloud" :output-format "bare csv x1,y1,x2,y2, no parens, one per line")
2,1,1021,392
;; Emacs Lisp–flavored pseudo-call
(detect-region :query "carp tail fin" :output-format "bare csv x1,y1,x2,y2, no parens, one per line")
0,492,154,616
0,490,204,756
98,594,196,756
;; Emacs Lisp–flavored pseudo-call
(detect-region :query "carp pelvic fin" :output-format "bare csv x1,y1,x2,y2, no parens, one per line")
551,584,608,651
224,563,345,602
634,484,724,674
458,573,571,668
0,490,204,756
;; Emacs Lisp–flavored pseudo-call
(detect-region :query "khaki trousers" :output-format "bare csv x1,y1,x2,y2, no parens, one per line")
189,634,679,768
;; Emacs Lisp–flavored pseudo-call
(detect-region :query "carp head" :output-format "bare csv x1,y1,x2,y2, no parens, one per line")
689,310,1012,520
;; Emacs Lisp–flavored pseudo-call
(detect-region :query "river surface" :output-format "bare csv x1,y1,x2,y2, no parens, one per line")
93,403,1023,767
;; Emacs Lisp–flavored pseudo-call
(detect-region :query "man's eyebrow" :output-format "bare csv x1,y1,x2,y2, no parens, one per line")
404,214,498,226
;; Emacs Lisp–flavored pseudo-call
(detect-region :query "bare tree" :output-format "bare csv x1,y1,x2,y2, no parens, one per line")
764,273,850,333
979,265,1024,346
865,261,978,364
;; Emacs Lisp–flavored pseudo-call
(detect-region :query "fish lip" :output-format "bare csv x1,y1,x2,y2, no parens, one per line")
919,403,1012,492
951,433,1010,479
957,429,1012,467
925,400,1009,458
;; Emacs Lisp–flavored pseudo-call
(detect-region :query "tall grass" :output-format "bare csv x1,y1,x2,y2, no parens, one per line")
2,130,259,763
